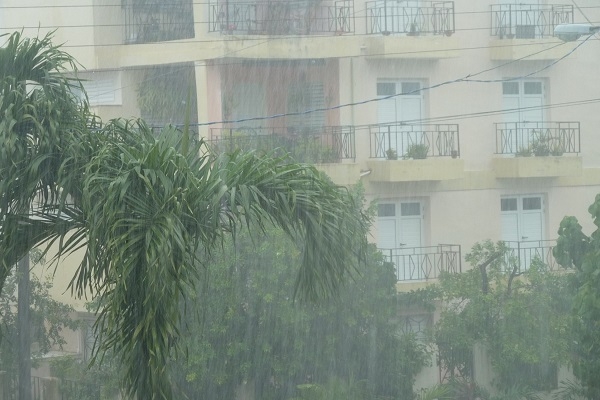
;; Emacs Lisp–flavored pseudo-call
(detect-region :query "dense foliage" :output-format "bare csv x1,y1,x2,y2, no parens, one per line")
428,241,574,396
553,195,600,399
169,228,429,399
0,31,369,400
0,252,77,373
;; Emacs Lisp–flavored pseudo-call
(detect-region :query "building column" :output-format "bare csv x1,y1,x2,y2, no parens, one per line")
194,61,222,141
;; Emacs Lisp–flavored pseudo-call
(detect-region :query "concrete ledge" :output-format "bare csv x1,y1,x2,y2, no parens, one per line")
367,158,465,182
489,38,576,61
492,156,583,178
364,35,460,59
316,163,362,186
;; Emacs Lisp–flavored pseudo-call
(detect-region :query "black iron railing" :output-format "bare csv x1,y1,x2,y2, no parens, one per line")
369,123,459,159
206,126,355,163
503,240,559,273
209,0,354,35
366,0,454,36
123,1,195,44
491,4,573,39
495,121,580,155
380,245,461,281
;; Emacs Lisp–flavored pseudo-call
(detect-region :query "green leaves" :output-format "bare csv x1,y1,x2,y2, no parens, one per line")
0,31,369,399
431,241,574,393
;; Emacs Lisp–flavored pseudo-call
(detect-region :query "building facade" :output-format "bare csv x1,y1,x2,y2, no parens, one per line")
3,0,600,393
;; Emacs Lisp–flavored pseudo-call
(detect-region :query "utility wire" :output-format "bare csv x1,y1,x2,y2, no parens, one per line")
81,37,572,104
196,34,594,127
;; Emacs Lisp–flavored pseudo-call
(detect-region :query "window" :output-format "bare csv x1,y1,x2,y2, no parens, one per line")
400,313,431,342
77,71,122,106
502,80,545,153
377,80,425,157
287,82,326,130
378,200,426,280
501,195,545,271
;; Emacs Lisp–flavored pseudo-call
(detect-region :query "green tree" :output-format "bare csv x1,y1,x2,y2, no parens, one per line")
0,252,78,374
553,195,600,399
0,32,369,400
171,228,428,399
429,241,573,395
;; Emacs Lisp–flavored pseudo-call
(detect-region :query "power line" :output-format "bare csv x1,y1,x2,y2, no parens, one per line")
195,34,593,127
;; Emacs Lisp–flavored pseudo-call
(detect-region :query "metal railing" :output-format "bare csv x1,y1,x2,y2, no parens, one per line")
490,4,573,39
366,1,455,36
123,1,195,44
379,245,461,281
495,121,580,155
369,123,459,159
503,240,559,273
207,126,355,163
209,0,355,35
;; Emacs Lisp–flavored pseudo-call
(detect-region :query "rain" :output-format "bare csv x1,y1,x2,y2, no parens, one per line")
1,0,600,399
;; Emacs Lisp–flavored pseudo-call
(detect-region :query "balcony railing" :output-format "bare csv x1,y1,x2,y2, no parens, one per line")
369,123,459,159
380,245,461,282
208,0,355,35
206,126,355,163
491,4,573,39
366,1,455,36
503,240,559,273
123,1,195,44
495,121,580,156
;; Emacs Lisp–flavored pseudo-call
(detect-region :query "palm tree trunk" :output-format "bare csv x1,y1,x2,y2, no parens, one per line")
17,255,31,400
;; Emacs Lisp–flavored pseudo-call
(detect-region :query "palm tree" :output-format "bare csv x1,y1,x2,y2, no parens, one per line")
0,30,88,400
0,32,369,400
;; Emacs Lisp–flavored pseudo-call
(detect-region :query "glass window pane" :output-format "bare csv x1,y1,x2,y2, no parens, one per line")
400,202,421,216
503,82,519,95
401,82,421,95
524,81,542,95
378,203,396,217
377,82,396,96
501,198,518,211
523,197,542,210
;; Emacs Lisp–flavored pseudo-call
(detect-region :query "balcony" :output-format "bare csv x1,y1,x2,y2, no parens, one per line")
489,4,575,60
380,245,462,282
208,0,354,36
123,0,195,44
367,124,464,182
206,126,355,164
363,1,458,59
493,122,582,178
503,240,560,273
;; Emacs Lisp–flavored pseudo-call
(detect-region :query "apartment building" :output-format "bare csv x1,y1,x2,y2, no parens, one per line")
3,0,600,392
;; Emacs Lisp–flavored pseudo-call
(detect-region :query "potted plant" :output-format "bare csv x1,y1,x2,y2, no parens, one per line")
407,23,419,36
515,147,532,157
404,143,429,159
386,148,398,160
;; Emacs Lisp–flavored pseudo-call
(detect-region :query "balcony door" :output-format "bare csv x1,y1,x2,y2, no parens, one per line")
378,201,424,280
502,80,544,153
501,195,545,270
377,81,423,157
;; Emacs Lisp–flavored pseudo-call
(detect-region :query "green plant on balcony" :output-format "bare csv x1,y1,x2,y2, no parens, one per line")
530,131,565,157
290,136,338,163
386,148,398,160
515,146,532,157
403,143,429,160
